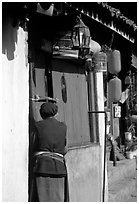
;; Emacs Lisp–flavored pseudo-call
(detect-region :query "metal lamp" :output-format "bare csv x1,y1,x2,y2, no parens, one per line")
72,16,91,58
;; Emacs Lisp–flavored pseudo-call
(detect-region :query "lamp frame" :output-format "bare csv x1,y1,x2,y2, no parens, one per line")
72,16,91,55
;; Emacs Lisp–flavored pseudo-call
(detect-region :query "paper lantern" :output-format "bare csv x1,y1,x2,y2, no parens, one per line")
107,50,121,74
108,77,122,102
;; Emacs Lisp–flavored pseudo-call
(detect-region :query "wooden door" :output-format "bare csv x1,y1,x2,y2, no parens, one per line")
52,58,90,147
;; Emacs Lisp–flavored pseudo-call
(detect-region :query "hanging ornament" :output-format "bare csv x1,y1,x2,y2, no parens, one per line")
107,50,121,74
108,76,122,102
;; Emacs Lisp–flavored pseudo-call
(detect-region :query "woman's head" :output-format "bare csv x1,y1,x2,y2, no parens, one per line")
40,102,58,119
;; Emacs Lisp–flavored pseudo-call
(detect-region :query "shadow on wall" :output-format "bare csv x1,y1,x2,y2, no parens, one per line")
2,10,18,61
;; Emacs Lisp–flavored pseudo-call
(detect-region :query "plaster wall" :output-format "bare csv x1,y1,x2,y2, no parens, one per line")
2,16,29,201
65,145,101,202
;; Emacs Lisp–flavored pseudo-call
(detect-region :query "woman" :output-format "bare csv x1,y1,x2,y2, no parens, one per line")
33,101,68,202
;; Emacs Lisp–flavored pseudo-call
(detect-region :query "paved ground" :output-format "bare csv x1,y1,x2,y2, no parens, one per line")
126,174,137,202
108,159,137,202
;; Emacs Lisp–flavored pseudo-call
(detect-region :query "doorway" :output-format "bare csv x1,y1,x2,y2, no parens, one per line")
28,48,53,201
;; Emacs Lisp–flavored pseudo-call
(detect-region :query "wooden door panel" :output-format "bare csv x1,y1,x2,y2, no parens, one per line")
52,59,90,147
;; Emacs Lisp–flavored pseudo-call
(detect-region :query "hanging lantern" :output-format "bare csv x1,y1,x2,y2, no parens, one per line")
72,16,90,50
108,76,122,102
107,50,121,74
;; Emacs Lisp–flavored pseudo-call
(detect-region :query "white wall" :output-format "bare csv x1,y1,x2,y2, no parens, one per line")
65,145,101,202
2,15,29,201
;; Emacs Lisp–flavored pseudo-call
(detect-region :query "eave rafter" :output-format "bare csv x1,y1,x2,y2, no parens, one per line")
66,2,137,43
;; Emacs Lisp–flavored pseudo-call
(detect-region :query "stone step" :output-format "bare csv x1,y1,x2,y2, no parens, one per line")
108,171,137,202
108,158,136,185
